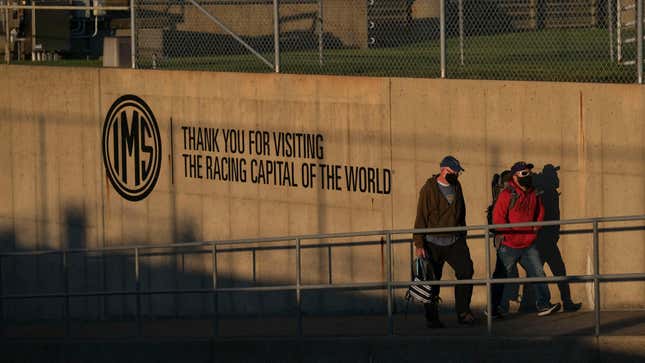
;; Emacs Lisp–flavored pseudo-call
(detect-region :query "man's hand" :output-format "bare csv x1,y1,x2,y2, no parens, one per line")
416,247,427,258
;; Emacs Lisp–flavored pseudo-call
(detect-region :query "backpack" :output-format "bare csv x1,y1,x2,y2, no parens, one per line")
486,172,519,248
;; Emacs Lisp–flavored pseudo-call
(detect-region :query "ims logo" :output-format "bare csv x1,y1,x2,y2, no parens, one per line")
102,95,162,201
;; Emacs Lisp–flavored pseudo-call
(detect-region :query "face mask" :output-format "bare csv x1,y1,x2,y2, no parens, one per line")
517,175,532,188
445,173,459,185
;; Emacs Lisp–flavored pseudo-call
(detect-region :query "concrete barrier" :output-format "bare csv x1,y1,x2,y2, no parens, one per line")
2,336,645,362
0,65,643,320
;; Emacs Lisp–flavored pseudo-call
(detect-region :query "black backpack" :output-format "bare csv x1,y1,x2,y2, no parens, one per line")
486,171,518,248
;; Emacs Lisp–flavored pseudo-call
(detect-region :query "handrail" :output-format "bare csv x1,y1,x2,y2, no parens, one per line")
1,214,643,257
0,214,644,339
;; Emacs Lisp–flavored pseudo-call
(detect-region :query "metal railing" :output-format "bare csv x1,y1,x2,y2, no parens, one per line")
0,214,644,339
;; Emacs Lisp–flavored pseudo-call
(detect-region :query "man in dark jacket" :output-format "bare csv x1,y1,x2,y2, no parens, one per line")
413,156,475,328
493,161,561,317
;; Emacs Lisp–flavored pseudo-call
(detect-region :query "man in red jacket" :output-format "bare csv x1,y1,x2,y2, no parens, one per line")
493,161,561,316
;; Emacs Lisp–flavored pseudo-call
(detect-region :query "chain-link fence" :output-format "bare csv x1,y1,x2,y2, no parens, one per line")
134,0,645,83
1,1,644,83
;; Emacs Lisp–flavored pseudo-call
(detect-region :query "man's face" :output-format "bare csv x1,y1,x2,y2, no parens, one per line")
441,167,459,177
513,169,532,184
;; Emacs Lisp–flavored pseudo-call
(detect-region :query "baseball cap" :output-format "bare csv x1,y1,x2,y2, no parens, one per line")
440,155,464,172
510,161,534,174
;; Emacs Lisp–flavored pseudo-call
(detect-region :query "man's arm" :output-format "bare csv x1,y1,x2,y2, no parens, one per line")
413,185,429,249
459,185,467,226
458,187,467,238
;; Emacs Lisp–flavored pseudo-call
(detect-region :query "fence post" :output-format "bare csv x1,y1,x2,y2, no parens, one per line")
135,247,142,338
386,232,393,335
317,0,323,65
130,0,136,69
211,244,218,338
608,0,614,61
440,0,446,78
4,4,9,64
273,0,280,72
458,0,464,66
31,4,36,62
296,238,302,336
485,228,492,335
637,0,643,83
593,221,600,336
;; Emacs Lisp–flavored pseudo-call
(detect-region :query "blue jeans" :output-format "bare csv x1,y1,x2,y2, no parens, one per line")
495,256,519,313
498,244,551,310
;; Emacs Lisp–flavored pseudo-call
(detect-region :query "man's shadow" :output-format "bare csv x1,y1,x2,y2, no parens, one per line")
520,164,579,311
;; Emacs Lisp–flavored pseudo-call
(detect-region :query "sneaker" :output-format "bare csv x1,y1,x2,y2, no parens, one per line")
563,301,582,312
537,303,561,317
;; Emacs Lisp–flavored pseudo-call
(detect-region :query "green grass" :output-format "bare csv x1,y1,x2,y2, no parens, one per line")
3,28,638,83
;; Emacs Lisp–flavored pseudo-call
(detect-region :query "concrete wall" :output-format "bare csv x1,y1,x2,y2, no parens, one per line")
0,65,643,320
138,0,368,54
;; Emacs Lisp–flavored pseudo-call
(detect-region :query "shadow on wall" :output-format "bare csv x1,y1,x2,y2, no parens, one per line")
0,204,417,324
508,164,580,312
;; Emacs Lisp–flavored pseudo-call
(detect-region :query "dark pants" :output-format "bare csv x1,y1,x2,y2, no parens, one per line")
423,238,474,316
491,253,506,311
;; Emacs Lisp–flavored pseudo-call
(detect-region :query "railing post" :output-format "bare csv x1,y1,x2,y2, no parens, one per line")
135,247,142,338
439,0,446,78
386,232,393,335
62,251,70,340
485,228,492,335
273,0,280,72
211,244,218,338
130,0,136,69
593,221,600,336
295,238,302,336
327,245,332,284
0,255,4,339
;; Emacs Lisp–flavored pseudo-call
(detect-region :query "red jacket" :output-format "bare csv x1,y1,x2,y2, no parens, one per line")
492,180,544,249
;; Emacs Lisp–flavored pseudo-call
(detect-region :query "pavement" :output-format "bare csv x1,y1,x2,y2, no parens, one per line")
3,309,645,338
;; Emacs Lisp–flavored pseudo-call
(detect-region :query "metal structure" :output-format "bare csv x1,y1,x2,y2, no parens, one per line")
0,1,131,66
0,214,644,339
2,1,645,83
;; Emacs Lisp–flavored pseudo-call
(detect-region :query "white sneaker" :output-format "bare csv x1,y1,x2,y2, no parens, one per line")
537,303,561,317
